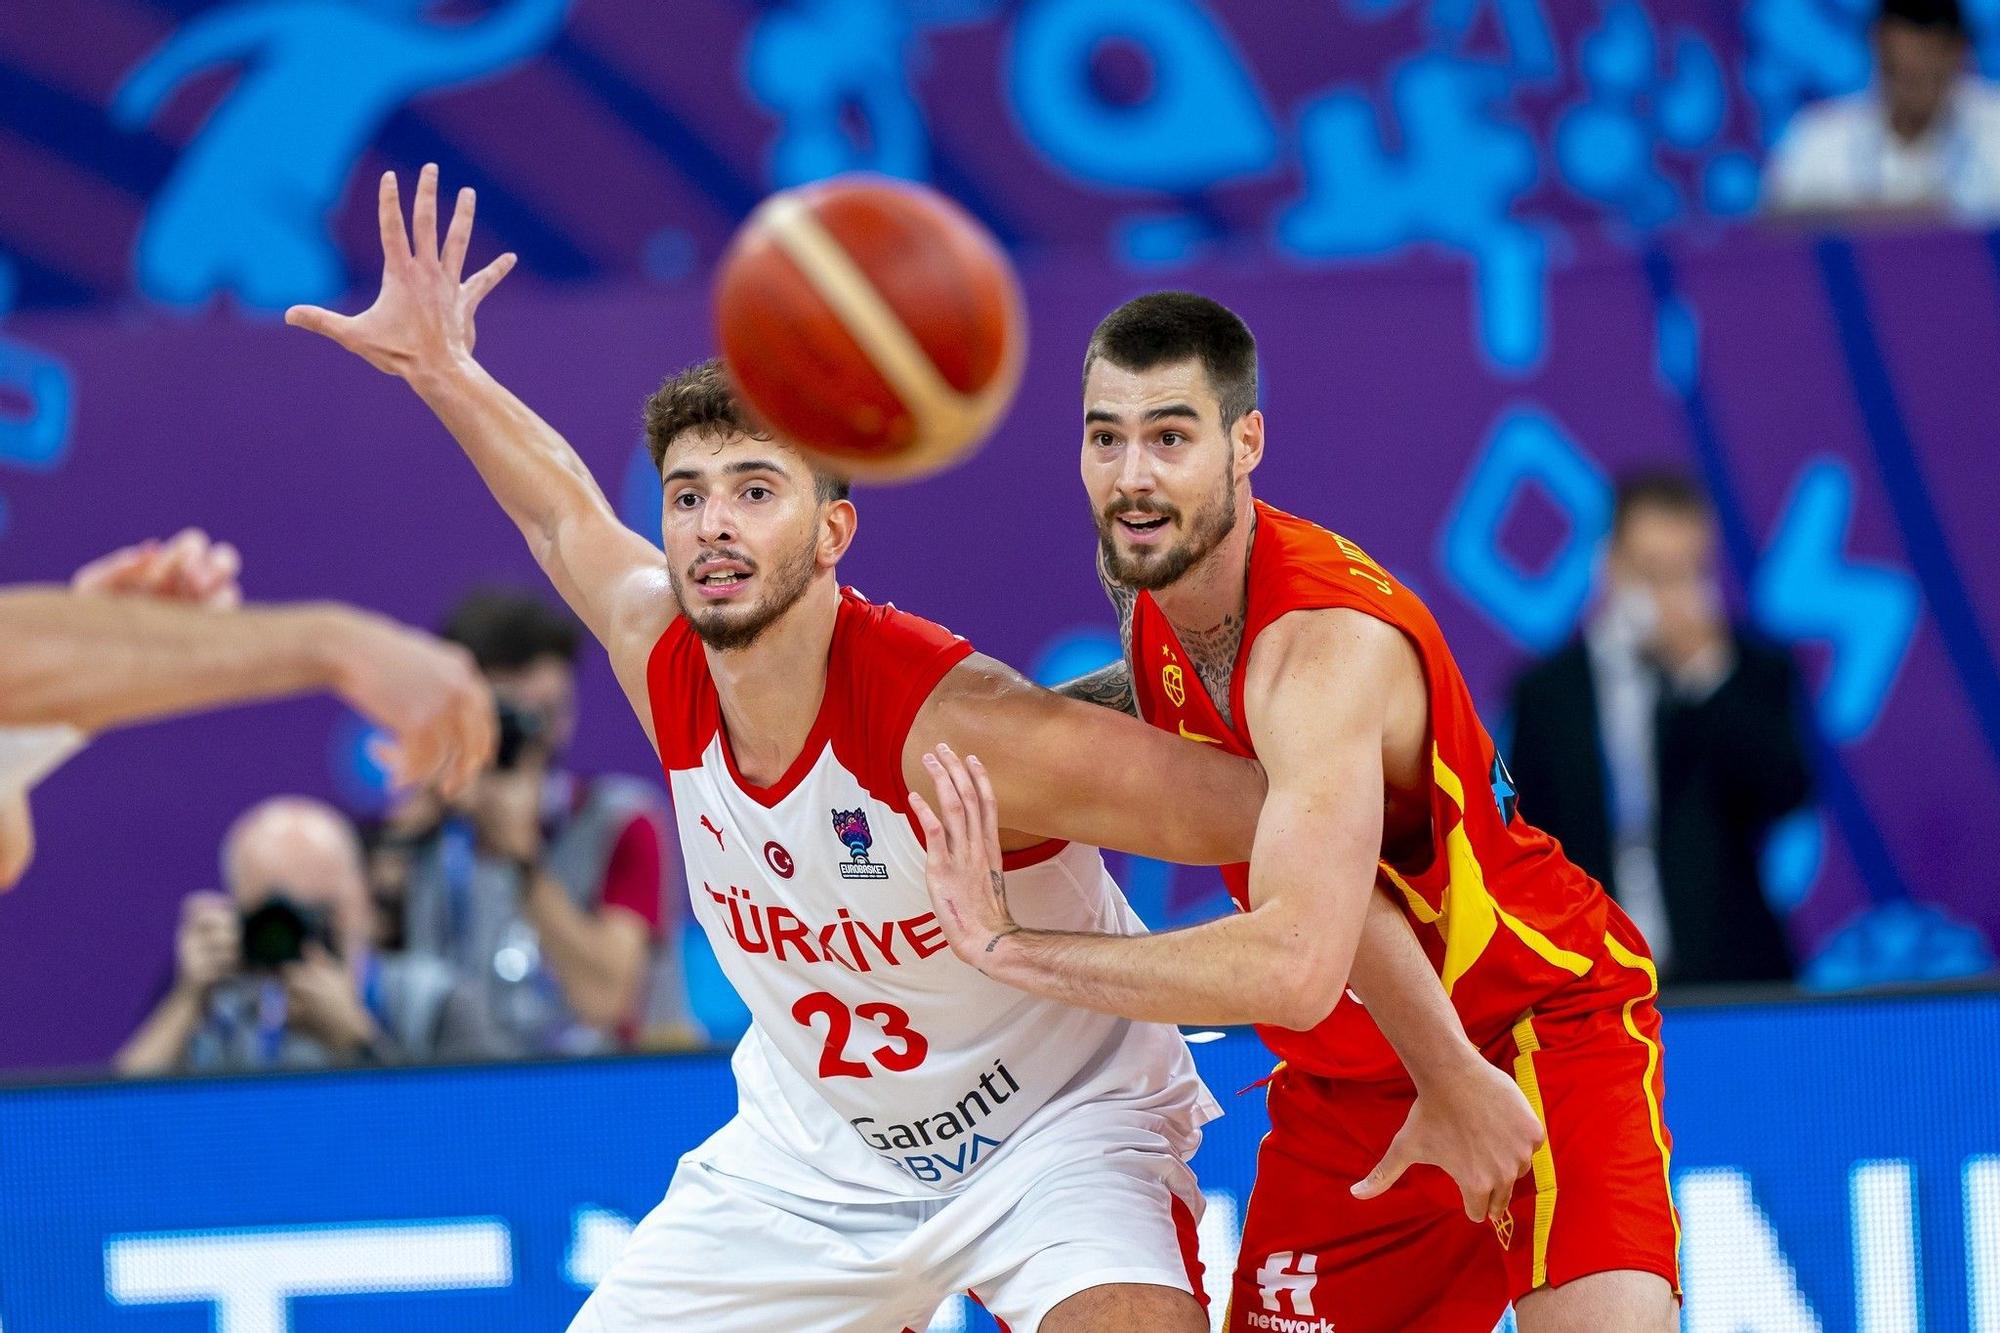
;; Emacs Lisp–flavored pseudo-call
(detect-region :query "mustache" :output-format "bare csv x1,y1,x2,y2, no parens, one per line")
687,548,758,580
1100,498,1181,524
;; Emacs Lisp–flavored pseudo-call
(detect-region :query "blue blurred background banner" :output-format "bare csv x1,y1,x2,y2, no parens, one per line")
2,0,1999,1068
2,993,1996,1333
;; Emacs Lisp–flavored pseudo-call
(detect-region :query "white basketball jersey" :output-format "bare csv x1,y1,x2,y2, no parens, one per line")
647,590,1215,1199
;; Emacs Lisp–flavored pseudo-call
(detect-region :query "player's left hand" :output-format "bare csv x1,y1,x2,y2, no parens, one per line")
1351,1055,1544,1223
72,527,242,609
910,743,1019,971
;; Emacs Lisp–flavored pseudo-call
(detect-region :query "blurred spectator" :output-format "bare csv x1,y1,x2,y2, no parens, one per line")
380,590,685,1055
115,797,503,1075
1508,473,1814,985
1764,0,2000,224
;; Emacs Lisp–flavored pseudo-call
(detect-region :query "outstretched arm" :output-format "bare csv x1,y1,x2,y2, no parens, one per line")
0,588,493,795
286,167,673,734
907,655,1264,866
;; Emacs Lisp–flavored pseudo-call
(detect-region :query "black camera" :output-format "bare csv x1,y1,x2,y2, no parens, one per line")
494,700,546,771
239,894,338,970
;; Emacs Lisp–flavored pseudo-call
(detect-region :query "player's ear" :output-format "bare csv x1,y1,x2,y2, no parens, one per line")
819,497,858,569
1235,408,1265,477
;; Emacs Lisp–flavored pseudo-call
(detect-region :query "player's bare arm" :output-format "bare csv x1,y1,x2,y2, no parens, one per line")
0,589,493,795
906,653,1265,867
286,165,674,740
916,607,1401,1028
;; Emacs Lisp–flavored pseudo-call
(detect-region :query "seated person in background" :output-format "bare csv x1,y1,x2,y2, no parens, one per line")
380,590,674,1055
1763,0,2000,224
116,797,504,1075
1508,472,1813,986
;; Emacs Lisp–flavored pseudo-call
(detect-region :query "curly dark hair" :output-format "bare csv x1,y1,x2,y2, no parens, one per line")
643,359,850,503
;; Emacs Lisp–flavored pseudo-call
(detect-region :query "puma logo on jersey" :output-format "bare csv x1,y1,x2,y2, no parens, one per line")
699,815,725,850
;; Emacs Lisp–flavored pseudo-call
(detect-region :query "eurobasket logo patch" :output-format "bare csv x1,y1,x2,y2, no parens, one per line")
832,808,888,880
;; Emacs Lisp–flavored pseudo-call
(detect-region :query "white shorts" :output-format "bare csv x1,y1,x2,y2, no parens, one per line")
569,1117,1206,1332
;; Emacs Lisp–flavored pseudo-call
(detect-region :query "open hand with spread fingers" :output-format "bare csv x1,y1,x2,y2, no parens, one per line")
909,743,1020,972
284,163,515,382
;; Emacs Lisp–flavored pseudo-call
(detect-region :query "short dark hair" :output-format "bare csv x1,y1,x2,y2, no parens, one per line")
643,359,851,504
1084,292,1259,428
442,588,582,672
1613,470,1712,536
1879,0,1967,37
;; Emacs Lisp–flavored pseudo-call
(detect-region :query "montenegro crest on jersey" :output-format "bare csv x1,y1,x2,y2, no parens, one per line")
832,808,889,880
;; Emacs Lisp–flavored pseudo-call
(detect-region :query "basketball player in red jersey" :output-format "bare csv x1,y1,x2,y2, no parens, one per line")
918,292,1679,1332
287,169,1545,1332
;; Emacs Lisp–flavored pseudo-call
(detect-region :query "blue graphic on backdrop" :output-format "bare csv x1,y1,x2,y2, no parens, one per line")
1555,2,1756,228
619,441,664,548
1283,56,1546,372
1760,807,1826,914
1752,459,1920,744
1802,899,1996,989
0,256,77,539
1008,0,1280,192
746,0,933,186
112,0,570,310
1741,0,1875,146
1437,403,1612,651
1343,0,1560,82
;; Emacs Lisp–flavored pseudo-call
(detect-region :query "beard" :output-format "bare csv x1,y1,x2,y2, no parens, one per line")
673,534,820,652
1094,464,1238,591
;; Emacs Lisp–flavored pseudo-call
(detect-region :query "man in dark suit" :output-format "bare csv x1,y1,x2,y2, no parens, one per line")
1508,473,1813,985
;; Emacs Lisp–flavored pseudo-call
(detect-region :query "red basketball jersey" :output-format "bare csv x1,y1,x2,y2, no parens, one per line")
1129,501,1625,1081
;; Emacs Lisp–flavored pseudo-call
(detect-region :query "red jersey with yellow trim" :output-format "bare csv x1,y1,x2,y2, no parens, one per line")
1129,501,1628,1083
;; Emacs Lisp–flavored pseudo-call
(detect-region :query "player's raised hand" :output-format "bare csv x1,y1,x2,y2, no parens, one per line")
72,528,242,609
323,609,497,800
284,164,516,380
911,743,1019,970
1351,1056,1544,1225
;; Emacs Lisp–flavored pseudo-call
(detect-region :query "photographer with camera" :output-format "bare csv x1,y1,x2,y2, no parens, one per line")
115,797,504,1075
378,590,678,1056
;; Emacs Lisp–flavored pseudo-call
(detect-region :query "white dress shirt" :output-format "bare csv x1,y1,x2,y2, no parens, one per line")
1764,78,2000,221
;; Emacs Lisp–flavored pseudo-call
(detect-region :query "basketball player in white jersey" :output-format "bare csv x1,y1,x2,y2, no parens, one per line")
287,166,1543,1332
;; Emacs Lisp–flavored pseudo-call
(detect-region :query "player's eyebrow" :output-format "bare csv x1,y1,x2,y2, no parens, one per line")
1142,403,1201,422
1084,408,1124,425
662,458,788,485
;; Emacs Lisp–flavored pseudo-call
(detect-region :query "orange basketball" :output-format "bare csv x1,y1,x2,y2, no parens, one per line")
713,175,1026,483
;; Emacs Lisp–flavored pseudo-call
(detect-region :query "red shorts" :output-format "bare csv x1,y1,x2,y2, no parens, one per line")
1225,926,1681,1333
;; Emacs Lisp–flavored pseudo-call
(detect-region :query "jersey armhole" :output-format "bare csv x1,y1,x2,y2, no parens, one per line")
644,618,714,772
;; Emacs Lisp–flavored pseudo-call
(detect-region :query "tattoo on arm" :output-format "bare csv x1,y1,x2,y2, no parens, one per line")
985,873,1019,953
1054,660,1136,714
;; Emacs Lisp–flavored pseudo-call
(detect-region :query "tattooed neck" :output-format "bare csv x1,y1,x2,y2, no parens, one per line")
1179,610,1246,728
